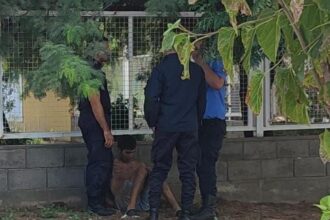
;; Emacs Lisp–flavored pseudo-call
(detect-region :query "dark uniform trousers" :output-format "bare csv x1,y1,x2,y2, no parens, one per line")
78,119,113,206
197,119,226,204
149,130,199,211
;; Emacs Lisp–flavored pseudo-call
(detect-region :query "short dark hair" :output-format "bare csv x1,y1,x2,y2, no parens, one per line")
117,135,136,151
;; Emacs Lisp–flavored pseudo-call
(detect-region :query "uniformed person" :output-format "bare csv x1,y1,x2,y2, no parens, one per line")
191,43,227,220
144,51,206,220
78,45,115,216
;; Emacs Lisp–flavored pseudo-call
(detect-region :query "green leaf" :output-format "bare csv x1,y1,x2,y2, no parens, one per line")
321,213,330,220
164,19,181,36
313,0,330,12
256,14,281,62
241,25,256,73
319,82,330,109
65,24,85,46
320,195,330,208
303,71,319,88
279,14,294,52
217,27,236,80
299,1,322,57
160,31,177,53
314,204,328,211
79,82,99,98
274,68,310,124
320,130,330,164
245,70,264,114
221,0,252,32
173,34,194,80
279,13,307,80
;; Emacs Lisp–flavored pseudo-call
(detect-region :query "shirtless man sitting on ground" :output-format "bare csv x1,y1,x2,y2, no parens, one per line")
111,135,181,219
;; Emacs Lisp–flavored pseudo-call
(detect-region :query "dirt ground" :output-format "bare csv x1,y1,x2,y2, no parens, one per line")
0,200,321,220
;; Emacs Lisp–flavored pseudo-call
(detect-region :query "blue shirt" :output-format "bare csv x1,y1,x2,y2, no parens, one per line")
203,60,227,120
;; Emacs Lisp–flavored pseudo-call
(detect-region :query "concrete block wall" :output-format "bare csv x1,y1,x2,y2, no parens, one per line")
0,136,329,207
0,145,86,206
216,137,330,203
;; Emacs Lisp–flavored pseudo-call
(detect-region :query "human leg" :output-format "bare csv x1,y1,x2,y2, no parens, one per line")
175,131,199,219
127,163,148,211
148,131,179,220
193,119,225,220
80,122,115,216
162,182,181,213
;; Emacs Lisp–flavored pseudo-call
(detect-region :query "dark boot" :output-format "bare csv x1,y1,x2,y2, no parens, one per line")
87,196,116,216
177,209,191,220
148,208,159,220
191,196,217,220
87,204,116,216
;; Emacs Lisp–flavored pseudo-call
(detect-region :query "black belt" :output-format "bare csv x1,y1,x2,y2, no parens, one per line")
203,118,225,121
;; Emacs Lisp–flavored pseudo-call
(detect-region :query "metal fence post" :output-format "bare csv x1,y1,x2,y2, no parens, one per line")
0,57,3,138
0,20,3,138
247,72,254,130
264,59,271,128
128,16,134,131
256,59,267,137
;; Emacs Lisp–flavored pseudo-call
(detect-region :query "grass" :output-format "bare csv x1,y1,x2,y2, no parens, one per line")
0,203,93,220
0,200,321,220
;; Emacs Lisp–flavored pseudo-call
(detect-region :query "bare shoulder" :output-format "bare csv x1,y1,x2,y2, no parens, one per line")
132,160,147,168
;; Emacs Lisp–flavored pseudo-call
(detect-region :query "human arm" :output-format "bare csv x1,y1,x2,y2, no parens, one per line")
89,94,114,148
197,70,206,124
144,67,163,128
192,51,225,90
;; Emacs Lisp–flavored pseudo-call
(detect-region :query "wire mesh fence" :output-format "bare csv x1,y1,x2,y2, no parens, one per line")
0,12,329,139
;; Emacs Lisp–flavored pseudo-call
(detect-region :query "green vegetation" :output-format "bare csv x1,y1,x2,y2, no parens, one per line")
315,196,330,220
158,0,330,164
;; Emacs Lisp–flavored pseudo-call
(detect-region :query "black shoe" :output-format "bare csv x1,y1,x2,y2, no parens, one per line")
191,195,218,220
177,209,191,220
87,204,116,216
190,207,217,220
148,208,158,220
121,209,140,219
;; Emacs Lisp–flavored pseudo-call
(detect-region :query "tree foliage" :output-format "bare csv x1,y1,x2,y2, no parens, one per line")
0,0,119,103
159,0,330,162
145,0,187,16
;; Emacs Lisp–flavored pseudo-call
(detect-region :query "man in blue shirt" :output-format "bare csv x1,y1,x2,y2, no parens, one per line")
191,46,227,220
144,52,206,220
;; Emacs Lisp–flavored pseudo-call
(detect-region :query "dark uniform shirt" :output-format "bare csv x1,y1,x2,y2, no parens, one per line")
78,62,111,126
144,53,206,132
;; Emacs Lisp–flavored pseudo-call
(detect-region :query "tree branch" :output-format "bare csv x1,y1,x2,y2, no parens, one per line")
278,0,323,88
278,0,307,52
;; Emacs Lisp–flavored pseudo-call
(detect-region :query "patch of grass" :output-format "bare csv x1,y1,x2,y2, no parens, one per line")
0,211,15,220
67,213,81,220
39,204,68,218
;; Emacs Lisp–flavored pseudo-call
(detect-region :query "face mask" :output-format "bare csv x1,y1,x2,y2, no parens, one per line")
93,60,103,70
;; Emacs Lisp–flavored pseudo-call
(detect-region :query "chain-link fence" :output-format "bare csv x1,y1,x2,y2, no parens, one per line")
0,12,329,139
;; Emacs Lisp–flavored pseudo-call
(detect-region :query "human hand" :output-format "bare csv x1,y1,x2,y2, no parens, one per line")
104,130,114,148
191,50,205,66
